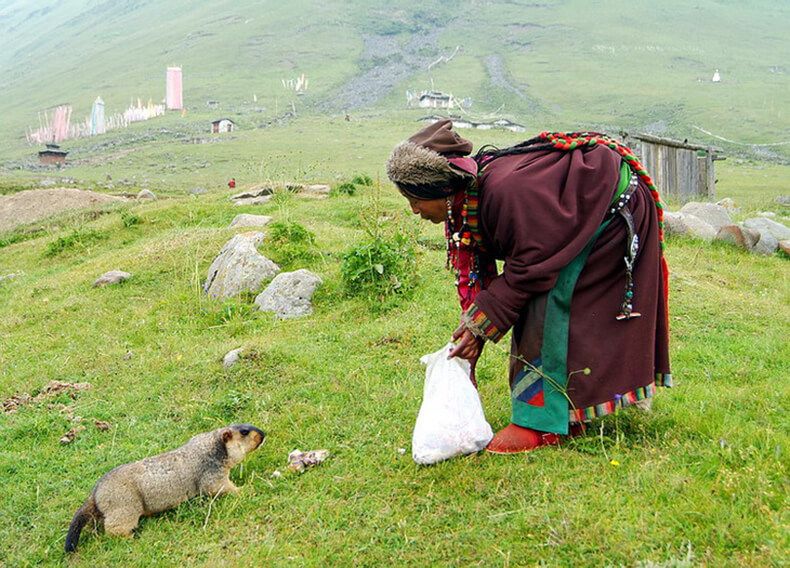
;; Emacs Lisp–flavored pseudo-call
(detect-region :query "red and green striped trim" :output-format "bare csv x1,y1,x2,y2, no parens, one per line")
568,373,672,422
465,303,505,343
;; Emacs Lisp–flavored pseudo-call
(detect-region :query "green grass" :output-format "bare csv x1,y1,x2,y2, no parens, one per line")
1,134,788,565
2,1,789,163
1,1,789,564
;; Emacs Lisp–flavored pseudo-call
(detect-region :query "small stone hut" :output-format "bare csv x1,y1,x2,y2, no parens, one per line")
38,143,68,166
622,133,722,202
210,118,236,133
418,91,454,109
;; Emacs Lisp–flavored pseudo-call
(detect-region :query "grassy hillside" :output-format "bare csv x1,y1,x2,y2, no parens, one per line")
1,0,789,163
0,163,788,566
1,1,789,565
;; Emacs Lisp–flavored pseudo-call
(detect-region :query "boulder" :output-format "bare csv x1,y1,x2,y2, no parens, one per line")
750,232,778,255
663,211,716,242
300,184,331,198
774,195,790,207
190,187,208,195
93,270,131,287
716,197,741,213
255,269,322,319
233,195,272,206
743,217,789,254
229,214,273,228
680,202,732,232
740,226,761,250
222,348,244,370
752,233,778,255
204,233,280,299
779,240,790,256
232,188,274,200
714,225,751,250
662,211,688,237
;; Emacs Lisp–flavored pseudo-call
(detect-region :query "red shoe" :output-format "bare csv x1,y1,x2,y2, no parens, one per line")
486,424,563,454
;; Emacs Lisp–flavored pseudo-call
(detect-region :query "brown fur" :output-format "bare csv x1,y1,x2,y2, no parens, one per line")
386,142,459,186
65,424,264,552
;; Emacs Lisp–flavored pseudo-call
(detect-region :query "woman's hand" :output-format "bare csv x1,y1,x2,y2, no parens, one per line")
448,324,484,361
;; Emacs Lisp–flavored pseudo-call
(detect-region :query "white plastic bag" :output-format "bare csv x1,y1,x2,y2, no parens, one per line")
412,343,494,465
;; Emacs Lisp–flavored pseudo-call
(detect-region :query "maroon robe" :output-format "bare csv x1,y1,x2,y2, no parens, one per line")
460,144,671,433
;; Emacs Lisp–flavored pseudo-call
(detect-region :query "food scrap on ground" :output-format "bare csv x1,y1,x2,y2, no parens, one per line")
288,449,330,473
59,426,86,444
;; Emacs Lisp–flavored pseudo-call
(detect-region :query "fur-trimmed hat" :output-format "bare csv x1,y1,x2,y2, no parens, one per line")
387,120,476,199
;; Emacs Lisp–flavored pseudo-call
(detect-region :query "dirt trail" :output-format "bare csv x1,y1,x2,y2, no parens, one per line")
0,188,123,232
316,30,443,112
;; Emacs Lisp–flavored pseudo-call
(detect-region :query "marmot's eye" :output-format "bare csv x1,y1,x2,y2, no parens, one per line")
240,428,250,436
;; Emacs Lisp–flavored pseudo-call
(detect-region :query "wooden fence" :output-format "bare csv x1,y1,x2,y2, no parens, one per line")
622,133,721,203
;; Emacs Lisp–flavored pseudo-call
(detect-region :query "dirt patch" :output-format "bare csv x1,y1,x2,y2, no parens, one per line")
0,188,124,232
2,380,92,413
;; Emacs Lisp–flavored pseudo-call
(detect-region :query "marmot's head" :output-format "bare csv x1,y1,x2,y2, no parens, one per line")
222,424,265,465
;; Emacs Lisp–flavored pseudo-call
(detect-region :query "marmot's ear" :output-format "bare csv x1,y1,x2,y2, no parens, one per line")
221,429,233,443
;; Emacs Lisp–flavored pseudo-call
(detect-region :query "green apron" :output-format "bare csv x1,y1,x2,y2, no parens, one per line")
510,162,630,434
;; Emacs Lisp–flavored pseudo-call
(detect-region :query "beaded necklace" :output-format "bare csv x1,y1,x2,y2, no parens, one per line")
445,177,490,299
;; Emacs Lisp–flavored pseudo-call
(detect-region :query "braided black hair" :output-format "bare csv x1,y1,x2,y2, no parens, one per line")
474,132,608,165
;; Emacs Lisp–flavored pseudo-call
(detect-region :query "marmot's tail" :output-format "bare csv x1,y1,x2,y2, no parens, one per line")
65,497,98,552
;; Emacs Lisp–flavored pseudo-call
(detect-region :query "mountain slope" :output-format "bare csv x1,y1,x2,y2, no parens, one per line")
1,0,789,160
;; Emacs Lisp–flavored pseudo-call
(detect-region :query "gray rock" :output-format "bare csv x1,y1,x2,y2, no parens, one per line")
233,195,272,206
743,217,790,241
751,232,779,255
774,195,790,207
714,225,751,250
136,189,156,200
663,211,716,241
204,233,280,299
232,188,274,199
93,270,132,287
300,184,331,198
229,214,273,228
716,197,741,213
680,202,733,232
222,348,244,370
255,269,322,319
740,226,761,249
240,231,267,246
662,211,688,237
190,187,208,195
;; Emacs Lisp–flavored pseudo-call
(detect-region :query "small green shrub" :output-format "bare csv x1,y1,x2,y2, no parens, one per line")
350,174,373,186
263,221,319,266
340,187,419,305
331,182,357,197
120,210,142,227
0,227,44,249
44,228,105,257
341,231,417,302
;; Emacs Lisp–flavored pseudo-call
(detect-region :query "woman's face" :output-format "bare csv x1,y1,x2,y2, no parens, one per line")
405,195,448,224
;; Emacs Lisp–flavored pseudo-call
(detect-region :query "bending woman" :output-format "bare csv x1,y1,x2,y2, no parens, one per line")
387,119,672,454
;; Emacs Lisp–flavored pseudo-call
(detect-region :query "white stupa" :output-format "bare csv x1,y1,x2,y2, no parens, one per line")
712,69,721,83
